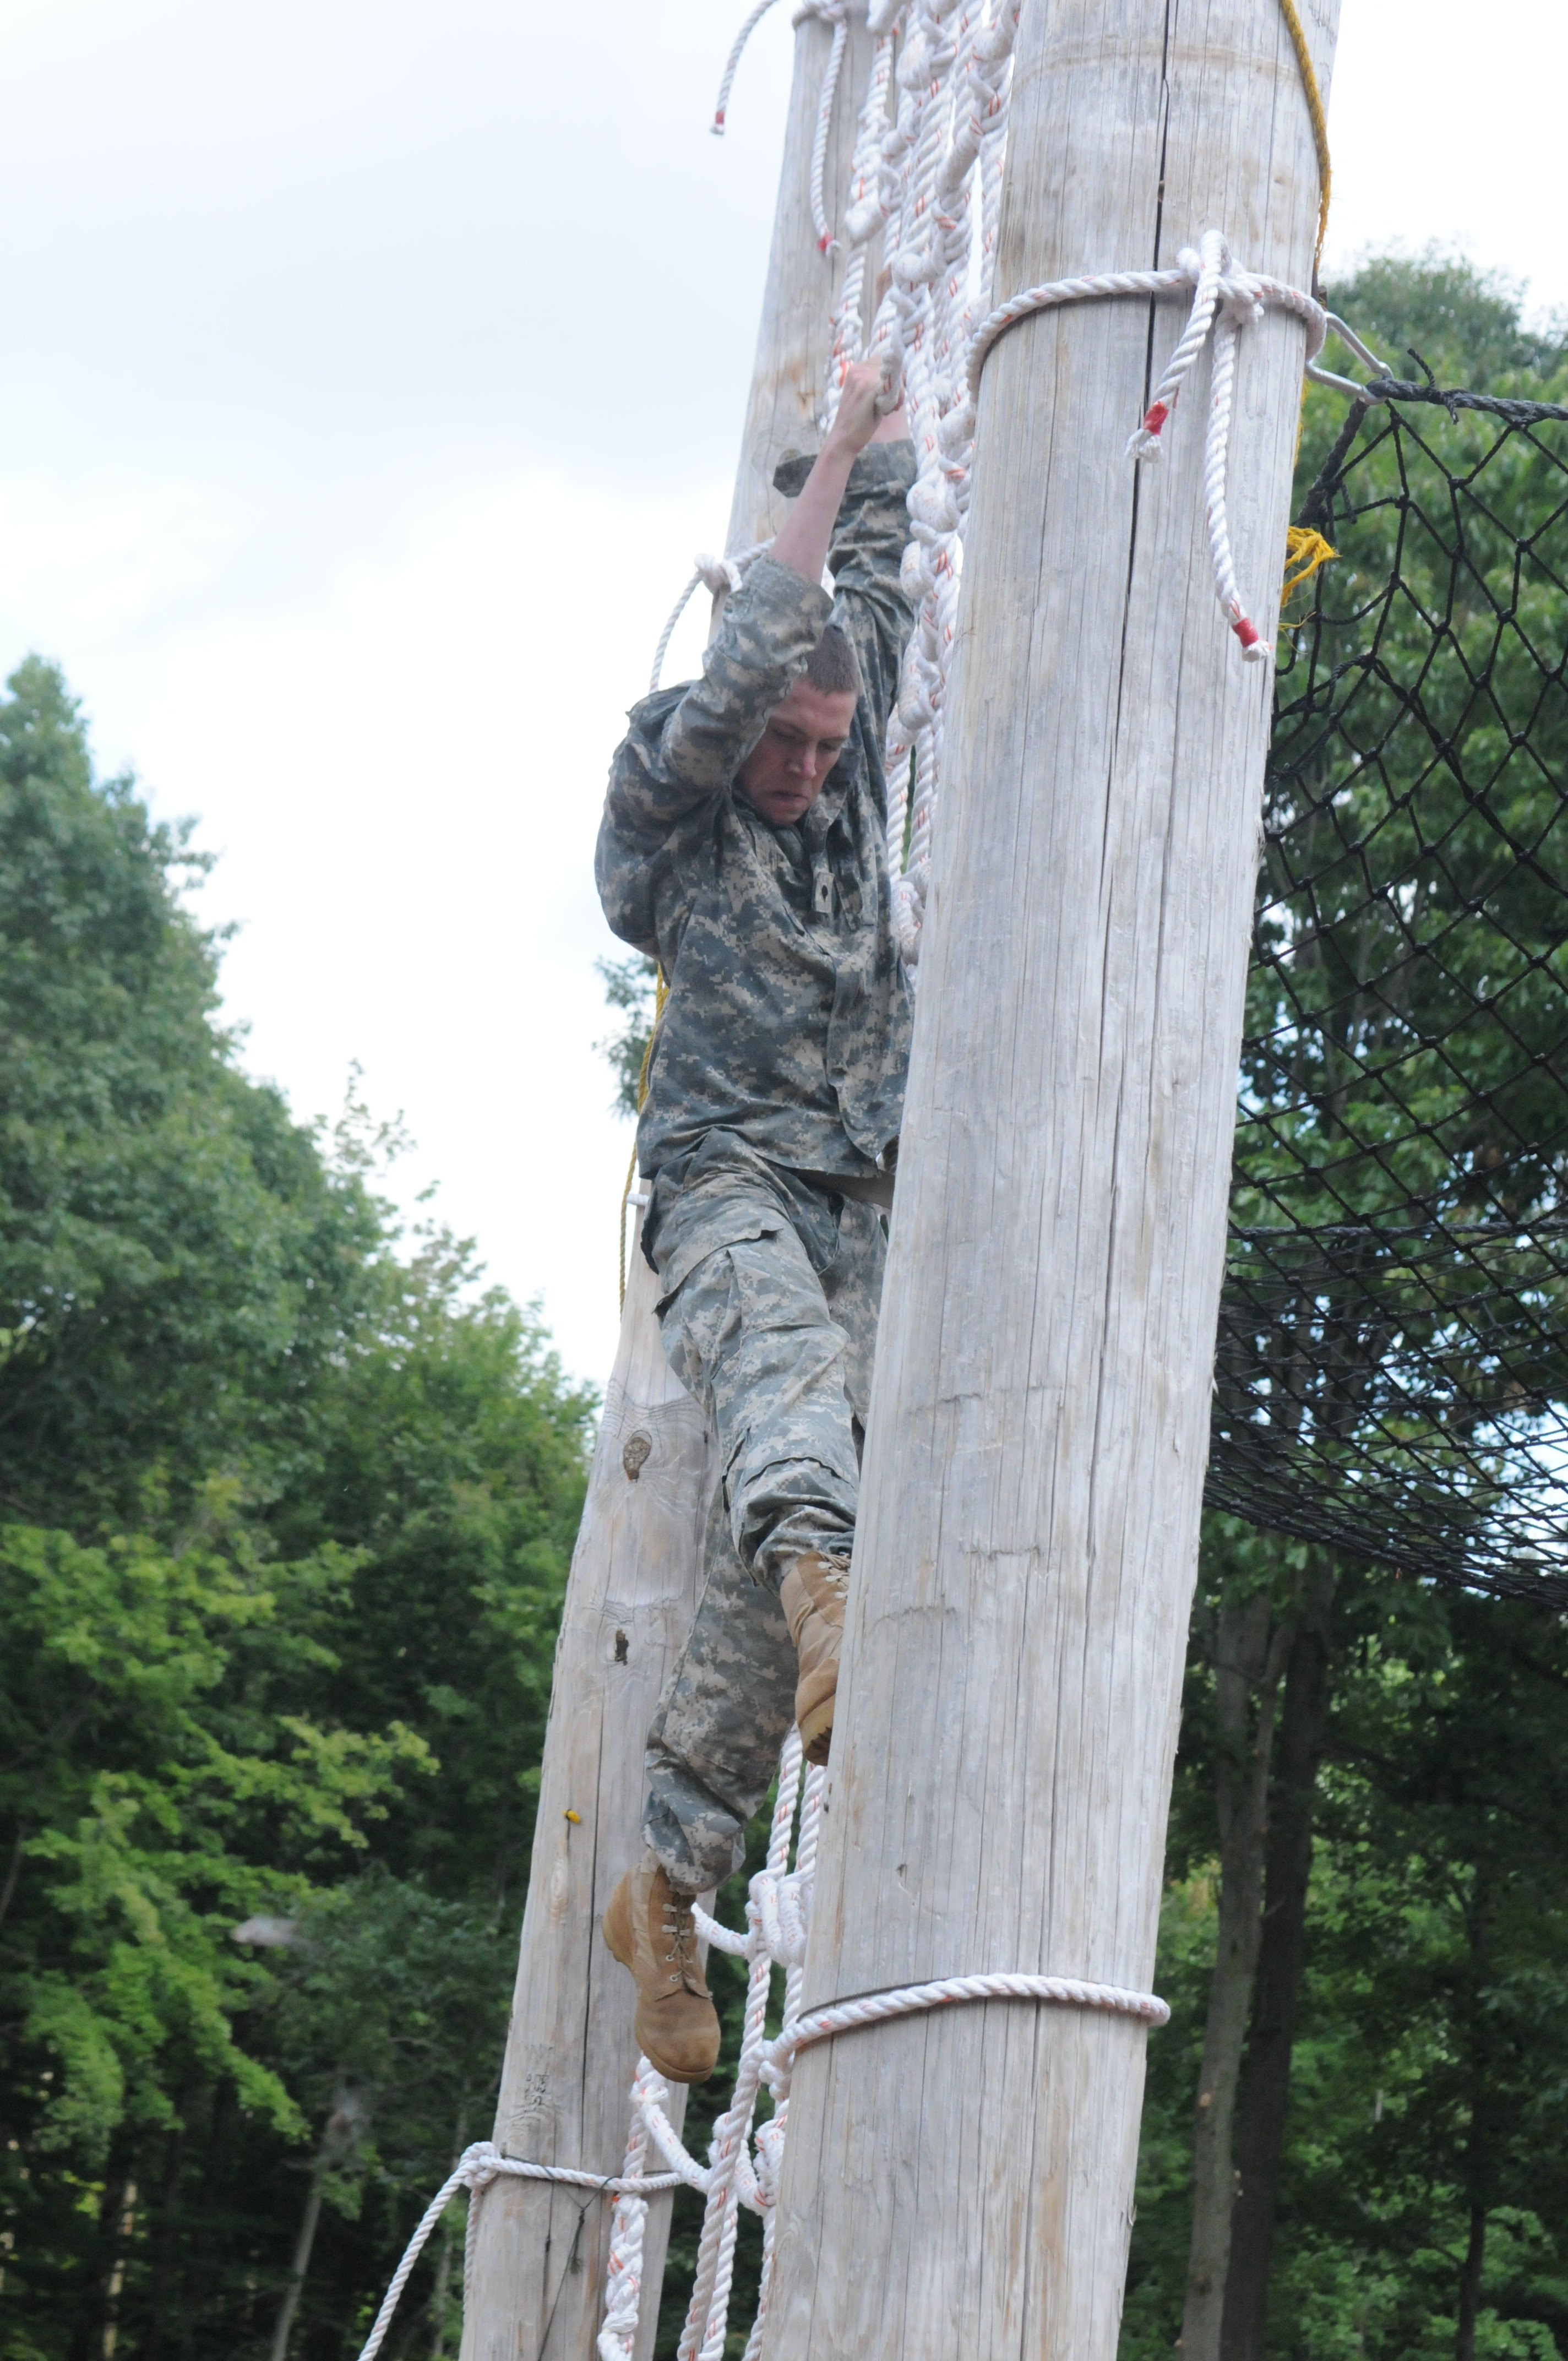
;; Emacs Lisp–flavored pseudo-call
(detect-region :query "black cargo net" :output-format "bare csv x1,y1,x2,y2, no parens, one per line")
1208,380,1568,1606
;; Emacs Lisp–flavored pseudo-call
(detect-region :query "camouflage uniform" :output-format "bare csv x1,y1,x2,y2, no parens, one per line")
596,440,917,1892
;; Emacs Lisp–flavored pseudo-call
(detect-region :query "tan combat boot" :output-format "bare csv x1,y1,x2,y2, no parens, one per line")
778,1549,850,1766
602,1854,720,2085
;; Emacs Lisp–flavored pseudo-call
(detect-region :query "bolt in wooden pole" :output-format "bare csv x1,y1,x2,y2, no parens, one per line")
759,2,1339,2354
458,14,878,2361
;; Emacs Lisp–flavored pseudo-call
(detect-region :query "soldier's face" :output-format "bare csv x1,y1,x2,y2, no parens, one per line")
736,681,858,828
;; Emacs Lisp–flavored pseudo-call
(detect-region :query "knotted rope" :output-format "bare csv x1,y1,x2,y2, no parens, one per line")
358,1726,1164,2361
353,2139,683,2361
965,230,1327,661
871,0,1021,962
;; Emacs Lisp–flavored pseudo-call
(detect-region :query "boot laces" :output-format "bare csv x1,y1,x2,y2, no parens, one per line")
659,1892,699,1977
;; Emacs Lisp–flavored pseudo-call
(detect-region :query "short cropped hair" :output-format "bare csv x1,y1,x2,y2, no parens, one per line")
803,623,862,698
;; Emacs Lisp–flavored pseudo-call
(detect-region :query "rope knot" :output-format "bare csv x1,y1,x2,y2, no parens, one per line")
458,2140,504,2192
693,552,743,599
751,1864,811,1967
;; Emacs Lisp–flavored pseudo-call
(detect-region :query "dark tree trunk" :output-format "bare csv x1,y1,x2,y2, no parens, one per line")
0,1821,25,1935
142,2084,195,2361
268,2096,361,2361
177,2078,230,2361
427,2109,469,2361
268,2151,331,2361
1455,2202,1487,2361
70,2156,137,2361
1219,1558,1337,2361
1180,1595,1294,2361
1455,1863,1496,2361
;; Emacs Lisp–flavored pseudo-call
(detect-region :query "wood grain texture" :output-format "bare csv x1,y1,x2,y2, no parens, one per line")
723,6,880,559
460,17,880,2359
759,3,1340,2354
460,1237,712,2361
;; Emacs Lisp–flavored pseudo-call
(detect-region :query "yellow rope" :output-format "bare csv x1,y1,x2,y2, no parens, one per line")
1273,1,1336,628
1276,0,1332,288
618,967,669,1309
1281,524,1337,609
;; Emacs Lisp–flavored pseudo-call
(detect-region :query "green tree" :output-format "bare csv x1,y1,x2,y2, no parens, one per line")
1263,1588,1568,2361
1327,251,1567,390
0,656,383,1529
0,1516,432,2343
0,659,595,2361
1130,254,1568,2361
595,952,658,1120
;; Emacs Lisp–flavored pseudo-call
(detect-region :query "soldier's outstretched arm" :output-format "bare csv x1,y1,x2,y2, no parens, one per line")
596,365,907,950
824,426,918,755
651,361,898,795
766,362,895,585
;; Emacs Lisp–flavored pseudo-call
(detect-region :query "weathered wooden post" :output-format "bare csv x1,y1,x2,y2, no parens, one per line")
458,13,879,2361
759,2,1339,2354
723,4,881,559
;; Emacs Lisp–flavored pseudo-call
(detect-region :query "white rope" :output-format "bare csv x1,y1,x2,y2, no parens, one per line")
821,4,901,409
805,3,851,254
649,551,755,694
884,221,1324,960
878,0,1021,962
596,2065,669,2361
713,0,848,163
357,1709,1166,2361
765,1969,1171,2081
355,2140,683,2361
712,0,783,133
965,229,1327,660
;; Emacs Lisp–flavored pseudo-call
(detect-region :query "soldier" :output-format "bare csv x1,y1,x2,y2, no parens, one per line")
596,361,916,2081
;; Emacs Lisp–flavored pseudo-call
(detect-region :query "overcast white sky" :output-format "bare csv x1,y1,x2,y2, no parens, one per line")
1,1,1562,1388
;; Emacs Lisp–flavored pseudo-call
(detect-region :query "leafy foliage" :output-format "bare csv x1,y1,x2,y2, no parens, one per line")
1125,1560,1568,2361
1130,257,1568,2361
594,952,658,1120
1212,264,1568,1593
0,659,592,2361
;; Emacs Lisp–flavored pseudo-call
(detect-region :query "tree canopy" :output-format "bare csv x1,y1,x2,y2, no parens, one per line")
0,657,592,2361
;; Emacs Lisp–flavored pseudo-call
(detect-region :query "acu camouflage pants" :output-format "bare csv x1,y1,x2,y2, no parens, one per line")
641,1151,884,1892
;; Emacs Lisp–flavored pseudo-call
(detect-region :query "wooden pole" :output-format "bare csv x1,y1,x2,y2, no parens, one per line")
460,1239,712,2361
459,15,876,2361
723,7,880,561
759,3,1340,2355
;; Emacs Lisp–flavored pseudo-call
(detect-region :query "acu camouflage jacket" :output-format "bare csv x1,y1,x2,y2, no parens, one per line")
595,439,918,1223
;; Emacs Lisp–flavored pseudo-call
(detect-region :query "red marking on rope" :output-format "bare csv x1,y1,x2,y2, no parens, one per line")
1142,400,1169,436
818,233,832,253
714,109,726,128
1233,616,1261,650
